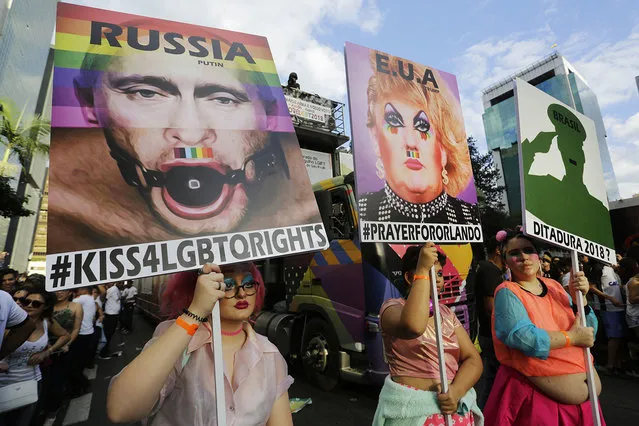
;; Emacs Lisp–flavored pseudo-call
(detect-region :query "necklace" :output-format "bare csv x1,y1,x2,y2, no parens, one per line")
221,327,244,337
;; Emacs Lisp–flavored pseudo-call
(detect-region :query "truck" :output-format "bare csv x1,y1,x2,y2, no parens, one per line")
136,85,477,390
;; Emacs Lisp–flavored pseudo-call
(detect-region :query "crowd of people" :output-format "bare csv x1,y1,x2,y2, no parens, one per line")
0,269,135,426
1,232,638,425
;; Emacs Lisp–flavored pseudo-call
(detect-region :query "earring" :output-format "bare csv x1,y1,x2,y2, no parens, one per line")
376,158,385,180
441,168,449,185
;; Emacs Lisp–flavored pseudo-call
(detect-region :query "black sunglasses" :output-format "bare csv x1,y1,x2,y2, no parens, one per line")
16,297,44,308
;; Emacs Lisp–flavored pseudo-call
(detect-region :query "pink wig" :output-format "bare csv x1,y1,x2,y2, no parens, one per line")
161,263,266,319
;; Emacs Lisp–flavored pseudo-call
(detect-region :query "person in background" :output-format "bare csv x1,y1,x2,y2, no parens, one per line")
600,261,626,376
0,290,35,361
540,253,553,278
0,268,18,294
374,243,483,425
107,262,294,425
484,229,603,425
99,282,121,360
90,287,106,362
70,286,98,395
625,265,639,340
0,279,70,426
474,235,504,409
121,281,138,334
42,290,83,419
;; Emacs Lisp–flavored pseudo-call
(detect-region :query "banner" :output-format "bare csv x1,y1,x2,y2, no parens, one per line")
47,3,328,290
344,42,482,244
301,148,333,184
515,78,615,264
285,94,332,124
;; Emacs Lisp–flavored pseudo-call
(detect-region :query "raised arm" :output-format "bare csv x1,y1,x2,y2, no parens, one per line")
107,264,226,423
381,243,438,339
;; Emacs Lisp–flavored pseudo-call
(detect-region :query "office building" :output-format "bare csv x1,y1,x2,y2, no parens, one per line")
481,52,621,215
0,0,56,271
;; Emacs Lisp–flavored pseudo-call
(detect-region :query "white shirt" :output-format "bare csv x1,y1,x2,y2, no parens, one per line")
602,266,624,312
104,286,121,315
73,294,96,335
0,290,28,349
561,272,571,288
124,286,138,301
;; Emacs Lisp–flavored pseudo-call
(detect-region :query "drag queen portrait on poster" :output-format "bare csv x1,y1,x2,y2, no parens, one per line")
347,44,480,226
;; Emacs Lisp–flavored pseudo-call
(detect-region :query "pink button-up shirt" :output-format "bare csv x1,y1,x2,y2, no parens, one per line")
139,320,293,426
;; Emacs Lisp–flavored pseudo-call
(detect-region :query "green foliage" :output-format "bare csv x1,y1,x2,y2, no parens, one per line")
0,98,50,188
467,136,520,241
0,175,33,217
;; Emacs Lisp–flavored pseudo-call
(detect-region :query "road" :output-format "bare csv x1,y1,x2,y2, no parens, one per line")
44,312,639,426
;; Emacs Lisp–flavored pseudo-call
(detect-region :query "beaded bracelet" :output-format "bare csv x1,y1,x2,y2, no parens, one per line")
182,308,209,323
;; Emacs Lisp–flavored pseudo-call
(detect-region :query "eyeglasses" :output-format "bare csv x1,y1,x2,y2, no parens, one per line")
15,297,44,308
223,278,259,299
541,258,551,264
507,247,538,258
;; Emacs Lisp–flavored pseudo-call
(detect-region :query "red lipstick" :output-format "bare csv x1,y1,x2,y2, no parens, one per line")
234,301,249,309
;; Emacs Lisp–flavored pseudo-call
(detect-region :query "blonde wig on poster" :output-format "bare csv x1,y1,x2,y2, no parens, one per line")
366,51,471,197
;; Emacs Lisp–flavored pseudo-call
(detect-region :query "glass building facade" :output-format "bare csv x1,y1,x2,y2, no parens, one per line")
0,0,56,268
482,67,621,215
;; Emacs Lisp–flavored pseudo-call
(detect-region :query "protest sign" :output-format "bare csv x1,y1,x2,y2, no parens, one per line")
47,3,328,290
515,78,615,264
344,42,482,244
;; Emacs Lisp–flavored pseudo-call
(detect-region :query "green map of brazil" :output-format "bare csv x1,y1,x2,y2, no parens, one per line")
522,103,614,248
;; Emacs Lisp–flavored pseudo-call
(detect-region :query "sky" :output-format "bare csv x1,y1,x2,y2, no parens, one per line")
65,0,639,199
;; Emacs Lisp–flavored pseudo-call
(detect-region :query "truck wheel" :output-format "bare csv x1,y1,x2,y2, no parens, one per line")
301,317,340,391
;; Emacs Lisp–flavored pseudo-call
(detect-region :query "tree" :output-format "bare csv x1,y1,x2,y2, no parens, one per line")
0,176,32,217
0,98,50,217
468,136,505,211
467,136,520,244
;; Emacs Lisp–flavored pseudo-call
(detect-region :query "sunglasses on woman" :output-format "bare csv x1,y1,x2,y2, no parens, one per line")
507,247,538,259
15,297,45,308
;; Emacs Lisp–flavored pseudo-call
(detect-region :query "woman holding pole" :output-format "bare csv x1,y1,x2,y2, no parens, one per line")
373,243,484,426
484,229,605,425
107,262,294,425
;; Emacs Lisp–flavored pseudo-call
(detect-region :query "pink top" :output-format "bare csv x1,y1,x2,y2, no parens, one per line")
131,320,293,426
380,298,462,380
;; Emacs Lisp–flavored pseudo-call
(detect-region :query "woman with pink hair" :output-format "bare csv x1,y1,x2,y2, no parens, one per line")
107,262,293,425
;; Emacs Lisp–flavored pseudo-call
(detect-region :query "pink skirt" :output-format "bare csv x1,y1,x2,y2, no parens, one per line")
484,365,605,426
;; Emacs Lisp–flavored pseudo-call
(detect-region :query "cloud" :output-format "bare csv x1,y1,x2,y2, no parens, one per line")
605,113,639,144
570,25,639,107
66,0,382,101
609,142,639,197
454,29,554,143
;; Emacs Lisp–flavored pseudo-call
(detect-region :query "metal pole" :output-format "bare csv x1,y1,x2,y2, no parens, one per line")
430,266,453,426
211,303,227,426
570,250,601,426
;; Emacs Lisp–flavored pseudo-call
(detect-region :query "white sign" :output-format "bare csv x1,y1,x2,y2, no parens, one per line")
285,96,332,124
515,78,615,264
301,149,333,184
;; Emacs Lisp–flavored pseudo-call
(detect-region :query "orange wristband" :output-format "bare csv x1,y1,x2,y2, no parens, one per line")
561,331,570,347
176,317,199,336
413,275,430,281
